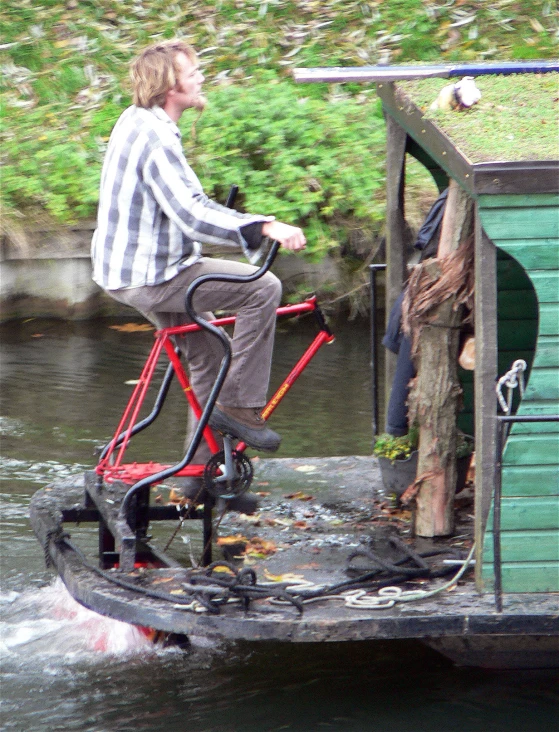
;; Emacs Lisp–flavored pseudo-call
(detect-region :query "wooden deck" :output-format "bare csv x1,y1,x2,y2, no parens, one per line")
29,457,559,667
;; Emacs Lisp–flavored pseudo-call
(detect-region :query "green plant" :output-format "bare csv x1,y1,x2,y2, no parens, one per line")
373,427,419,463
185,78,386,259
374,427,473,462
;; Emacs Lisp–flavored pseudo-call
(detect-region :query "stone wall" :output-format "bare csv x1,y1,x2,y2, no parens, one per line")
0,222,340,322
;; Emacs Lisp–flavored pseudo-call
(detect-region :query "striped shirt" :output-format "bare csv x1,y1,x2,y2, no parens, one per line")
91,106,272,290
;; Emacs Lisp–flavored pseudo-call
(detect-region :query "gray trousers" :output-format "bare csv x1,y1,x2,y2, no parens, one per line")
107,257,282,461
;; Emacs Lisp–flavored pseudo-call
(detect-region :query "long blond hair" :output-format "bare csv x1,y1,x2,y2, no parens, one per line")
130,40,197,109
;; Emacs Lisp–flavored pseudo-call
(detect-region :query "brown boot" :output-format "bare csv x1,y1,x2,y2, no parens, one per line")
209,404,281,452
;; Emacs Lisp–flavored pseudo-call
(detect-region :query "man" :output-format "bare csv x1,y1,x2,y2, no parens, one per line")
91,40,306,499
383,188,448,436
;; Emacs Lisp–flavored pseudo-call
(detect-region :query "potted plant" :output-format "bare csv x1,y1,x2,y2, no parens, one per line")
373,428,420,503
373,428,473,503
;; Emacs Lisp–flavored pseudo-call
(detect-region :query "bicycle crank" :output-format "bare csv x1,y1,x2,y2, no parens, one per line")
204,449,253,500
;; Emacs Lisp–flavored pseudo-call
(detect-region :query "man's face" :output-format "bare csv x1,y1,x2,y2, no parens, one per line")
173,52,205,111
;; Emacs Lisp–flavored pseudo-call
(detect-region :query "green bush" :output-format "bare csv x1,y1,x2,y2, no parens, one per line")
2,0,556,262
0,105,102,221
373,428,419,463
187,78,386,258
1,79,386,258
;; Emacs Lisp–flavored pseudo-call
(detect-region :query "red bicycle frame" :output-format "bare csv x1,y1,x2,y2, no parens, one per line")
96,296,334,485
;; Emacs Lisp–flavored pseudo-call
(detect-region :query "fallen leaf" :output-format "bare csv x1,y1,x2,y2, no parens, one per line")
245,537,277,557
293,520,309,529
109,323,154,333
284,491,314,501
273,518,293,527
170,589,186,595
168,488,193,506
237,514,261,525
263,569,305,582
211,564,236,576
217,534,249,546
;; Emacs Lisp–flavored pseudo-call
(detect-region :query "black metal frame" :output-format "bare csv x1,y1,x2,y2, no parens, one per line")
369,263,386,438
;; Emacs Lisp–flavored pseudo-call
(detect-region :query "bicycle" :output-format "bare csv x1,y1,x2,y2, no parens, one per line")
92,239,335,570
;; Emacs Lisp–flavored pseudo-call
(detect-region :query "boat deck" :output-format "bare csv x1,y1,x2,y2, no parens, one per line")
29,456,558,662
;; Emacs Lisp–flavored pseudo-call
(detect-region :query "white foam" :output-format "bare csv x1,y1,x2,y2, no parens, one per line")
0,578,154,659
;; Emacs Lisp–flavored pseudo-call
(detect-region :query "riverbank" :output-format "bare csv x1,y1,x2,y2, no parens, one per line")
0,222,345,322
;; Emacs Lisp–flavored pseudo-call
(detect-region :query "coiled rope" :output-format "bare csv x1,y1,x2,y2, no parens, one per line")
496,359,527,414
46,528,474,616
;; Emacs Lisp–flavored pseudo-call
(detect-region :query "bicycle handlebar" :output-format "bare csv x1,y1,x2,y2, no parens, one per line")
184,238,281,324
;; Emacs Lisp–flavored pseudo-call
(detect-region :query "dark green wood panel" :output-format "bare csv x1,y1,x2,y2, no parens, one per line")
509,420,559,434
498,350,535,365
497,290,540,319
478,194,558,595
529,272,559,303
481,562,559,592
512,398,559,415
494,240,559,270
483,530,559,562
498,321,539,349
497,258,536,286
480,208,559,240
502,464,559,496
496,496,559,530
460,381,473,405
504,434,559,465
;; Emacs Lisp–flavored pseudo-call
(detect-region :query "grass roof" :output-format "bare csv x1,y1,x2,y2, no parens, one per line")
398,72,559,163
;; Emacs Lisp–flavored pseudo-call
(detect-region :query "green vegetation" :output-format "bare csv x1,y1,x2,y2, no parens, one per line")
374,427,473,462
399,73,559,163
1,0,557,263
373,429,419,462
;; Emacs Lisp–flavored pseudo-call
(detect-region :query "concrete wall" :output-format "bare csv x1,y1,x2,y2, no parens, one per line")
0,221,341,322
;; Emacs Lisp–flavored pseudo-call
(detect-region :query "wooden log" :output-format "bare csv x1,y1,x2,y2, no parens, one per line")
409,180,474,536
411,283,464,536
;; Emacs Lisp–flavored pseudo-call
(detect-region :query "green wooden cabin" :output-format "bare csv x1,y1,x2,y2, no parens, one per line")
295,67,559,595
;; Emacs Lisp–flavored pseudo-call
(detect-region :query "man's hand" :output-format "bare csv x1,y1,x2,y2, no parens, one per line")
262,221,306,252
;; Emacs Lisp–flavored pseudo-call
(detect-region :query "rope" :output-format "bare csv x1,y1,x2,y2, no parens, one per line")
55,535,304,614
49,526,473,618
269,543,475,609
496,359,527,414
342,542,475,609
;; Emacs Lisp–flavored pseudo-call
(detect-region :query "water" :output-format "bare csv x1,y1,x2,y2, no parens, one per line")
1,317,557,731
